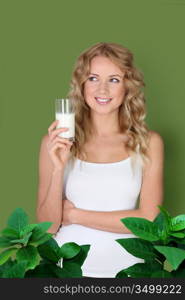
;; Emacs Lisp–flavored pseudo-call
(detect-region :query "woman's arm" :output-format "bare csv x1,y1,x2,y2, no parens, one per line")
63,131,164,234
36,135,65,234
71,208,144,234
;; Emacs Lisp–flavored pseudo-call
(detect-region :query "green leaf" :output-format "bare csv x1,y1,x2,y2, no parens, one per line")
177,244,185,253
20,224,38,237
158,206,171,219
38,238,60,263
1,228,19,239
35,222,53,232
0,248,17,265
0,258,14,277
25,262,56,278
170,232,185,238
62,262,82,277
29,233,52,246
154,213,166,232
26,259,83,278
2,260,27,278
0,236,13,248
7,208,28,233
123,261,162,278
154,246,185,270
16,245,40,270
115,270,128,278
151,270,172,278
171,215,185,231
63,245,90,267
177,239,185,245
121,217,160,241
50,262,82,278
116,238,158,260
10,232,32,245
154,212,170,240
29,222,52,244
60,242,81,259
154,212,165,227
171,268,185,278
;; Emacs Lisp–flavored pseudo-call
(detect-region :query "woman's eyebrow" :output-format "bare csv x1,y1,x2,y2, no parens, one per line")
89,73,122,78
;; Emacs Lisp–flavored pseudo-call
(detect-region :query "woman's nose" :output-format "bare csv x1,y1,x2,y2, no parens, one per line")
96,81,109,94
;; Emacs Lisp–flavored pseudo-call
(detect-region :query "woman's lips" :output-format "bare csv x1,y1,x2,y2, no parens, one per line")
95,97,112,104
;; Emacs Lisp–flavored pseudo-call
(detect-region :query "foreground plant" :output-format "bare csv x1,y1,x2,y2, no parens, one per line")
0,208,90,278
116,206,185,278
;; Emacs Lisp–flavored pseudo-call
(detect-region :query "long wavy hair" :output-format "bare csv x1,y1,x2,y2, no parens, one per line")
67,42,151,171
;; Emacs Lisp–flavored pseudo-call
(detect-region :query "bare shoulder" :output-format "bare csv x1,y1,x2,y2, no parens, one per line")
144,130,164,171
148,130,164,141
148,130,164,154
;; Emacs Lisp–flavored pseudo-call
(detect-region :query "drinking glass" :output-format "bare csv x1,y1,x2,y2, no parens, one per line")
55,98,75,141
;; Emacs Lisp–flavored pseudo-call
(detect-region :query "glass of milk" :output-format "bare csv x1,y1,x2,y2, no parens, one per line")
55,98,75,142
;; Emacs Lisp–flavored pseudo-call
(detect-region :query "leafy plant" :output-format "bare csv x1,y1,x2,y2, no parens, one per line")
0,208,90,278
115,206,185,278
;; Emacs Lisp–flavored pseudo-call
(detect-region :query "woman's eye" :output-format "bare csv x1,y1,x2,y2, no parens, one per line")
110,78,120,83
87,77,120,83
88,76,97,81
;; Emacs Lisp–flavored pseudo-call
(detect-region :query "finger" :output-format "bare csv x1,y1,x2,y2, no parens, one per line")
49,127,69,141
48,120,59,135
55,136,73,145
49,143,67,154
48,136,73,149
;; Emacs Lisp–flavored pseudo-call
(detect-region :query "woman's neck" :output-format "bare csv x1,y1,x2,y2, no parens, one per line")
89,112,121,138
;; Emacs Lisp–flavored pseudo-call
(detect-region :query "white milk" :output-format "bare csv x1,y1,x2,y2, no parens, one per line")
56,112,75,141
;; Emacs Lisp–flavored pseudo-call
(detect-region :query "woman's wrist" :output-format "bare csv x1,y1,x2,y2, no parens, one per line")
71,208,82,224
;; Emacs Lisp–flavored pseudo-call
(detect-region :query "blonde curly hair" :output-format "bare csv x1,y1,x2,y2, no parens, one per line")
67,42,151,171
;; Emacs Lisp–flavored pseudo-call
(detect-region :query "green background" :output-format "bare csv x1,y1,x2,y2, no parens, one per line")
0,0,185,229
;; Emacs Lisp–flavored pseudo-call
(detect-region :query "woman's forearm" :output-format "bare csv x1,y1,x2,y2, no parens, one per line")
71,208,145,234
37,168,64,234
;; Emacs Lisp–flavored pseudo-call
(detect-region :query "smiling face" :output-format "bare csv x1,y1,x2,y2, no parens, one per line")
83,56,126,115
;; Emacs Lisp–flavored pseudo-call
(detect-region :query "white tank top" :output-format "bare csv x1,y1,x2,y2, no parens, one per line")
54,155,144,278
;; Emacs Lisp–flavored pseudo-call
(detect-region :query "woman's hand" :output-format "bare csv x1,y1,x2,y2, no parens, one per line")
62,199,76,225
47,120,73,170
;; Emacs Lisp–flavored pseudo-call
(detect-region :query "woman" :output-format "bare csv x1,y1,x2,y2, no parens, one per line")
36,42,164,278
